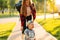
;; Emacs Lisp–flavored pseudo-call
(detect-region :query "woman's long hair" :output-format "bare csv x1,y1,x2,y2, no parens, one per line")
21,0,32,17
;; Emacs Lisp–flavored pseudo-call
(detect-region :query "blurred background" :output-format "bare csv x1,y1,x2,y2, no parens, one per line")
0,0,60,40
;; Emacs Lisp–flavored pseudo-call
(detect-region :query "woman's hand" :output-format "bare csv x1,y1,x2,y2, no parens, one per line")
21,26,23,31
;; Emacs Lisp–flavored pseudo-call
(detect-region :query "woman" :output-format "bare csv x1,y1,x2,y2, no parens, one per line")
20,0,36,36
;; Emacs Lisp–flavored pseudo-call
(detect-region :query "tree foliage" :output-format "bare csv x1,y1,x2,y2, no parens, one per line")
9,0,15,9
33,0,58,13
0,0,8,10
0,0,58,13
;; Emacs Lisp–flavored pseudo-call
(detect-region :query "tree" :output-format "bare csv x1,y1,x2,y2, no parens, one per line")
0,0,3,10
8,0,15,16
0,0,8,14
32,0,44,13
9,0,15,9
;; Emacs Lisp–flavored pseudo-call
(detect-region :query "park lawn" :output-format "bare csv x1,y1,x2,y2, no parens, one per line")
0,22,16,40
0,12,19,18
35,18,60,40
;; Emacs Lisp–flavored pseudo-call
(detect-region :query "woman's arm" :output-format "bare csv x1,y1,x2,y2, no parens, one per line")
20,7,23,27
20,7,25,30
31,3,36,21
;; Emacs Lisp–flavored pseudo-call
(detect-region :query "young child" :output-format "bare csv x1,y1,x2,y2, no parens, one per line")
24,20,35,40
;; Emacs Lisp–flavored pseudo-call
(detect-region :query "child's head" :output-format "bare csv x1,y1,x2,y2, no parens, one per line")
27,20,34,30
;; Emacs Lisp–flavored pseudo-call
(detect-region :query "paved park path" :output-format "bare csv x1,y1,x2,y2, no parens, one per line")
3,17,57,40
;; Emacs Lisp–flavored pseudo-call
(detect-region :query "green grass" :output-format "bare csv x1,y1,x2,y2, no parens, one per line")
35,18,60,40
0,36,8,40
0,22,16,40
0,12,19,18
0,15,19,18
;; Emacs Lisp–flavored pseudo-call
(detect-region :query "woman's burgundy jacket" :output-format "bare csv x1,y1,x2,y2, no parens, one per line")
20,4,36,27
